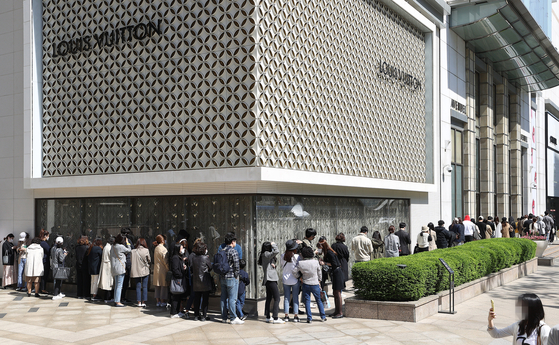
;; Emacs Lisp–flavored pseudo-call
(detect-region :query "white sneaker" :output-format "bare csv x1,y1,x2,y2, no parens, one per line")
52,295,62,300
170,314,180,319
273,318,285,324
60,293,66,297
265,317,272,323
231,318,245,325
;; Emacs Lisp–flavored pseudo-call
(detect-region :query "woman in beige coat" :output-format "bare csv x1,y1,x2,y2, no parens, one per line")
98,237,114,302
153,235,169,307
131,238,151,307
25,237,44,297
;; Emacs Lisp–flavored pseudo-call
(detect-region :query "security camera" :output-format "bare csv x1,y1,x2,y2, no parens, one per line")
443,165,453,173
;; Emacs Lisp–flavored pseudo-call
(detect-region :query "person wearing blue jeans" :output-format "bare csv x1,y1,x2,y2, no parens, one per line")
236,259,249,320
17,258,27,290
302,283,325,322
219,233,244,324
113,274,125,304
135,276,148,306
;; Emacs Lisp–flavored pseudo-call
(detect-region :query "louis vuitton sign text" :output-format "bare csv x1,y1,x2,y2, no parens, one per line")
50,19,162,58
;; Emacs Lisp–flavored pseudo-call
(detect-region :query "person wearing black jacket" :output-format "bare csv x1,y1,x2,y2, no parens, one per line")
190,241,212,321
39,230,51,294
434,220,453,249
170,243,188,318
75,236,91,299
88,238,103,301
331,233,349,283
475,216,487,239
319,239,344,318
395,223,411,256
2,233,16,289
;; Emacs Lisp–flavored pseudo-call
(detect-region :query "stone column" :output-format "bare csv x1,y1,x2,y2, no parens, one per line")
463,49,477,217
479,68,495,216
509,94,522,218
495,83,509,217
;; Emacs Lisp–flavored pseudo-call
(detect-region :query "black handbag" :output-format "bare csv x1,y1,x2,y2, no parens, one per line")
170,277,185,294
53,266,71,280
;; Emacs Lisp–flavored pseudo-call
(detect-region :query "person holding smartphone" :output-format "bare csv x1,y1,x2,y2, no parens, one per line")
488,294,550,344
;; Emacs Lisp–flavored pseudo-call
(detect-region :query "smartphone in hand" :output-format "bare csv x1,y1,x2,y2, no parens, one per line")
491,299,495,311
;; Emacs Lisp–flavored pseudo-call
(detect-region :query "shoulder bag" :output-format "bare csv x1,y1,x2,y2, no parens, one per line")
53,265,71,280
170,276,185,294
2,254,9,265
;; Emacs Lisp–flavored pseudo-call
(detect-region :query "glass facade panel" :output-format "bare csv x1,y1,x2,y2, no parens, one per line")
36,194,410,299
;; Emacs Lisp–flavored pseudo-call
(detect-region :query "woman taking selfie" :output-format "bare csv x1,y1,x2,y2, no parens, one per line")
488,293,550,344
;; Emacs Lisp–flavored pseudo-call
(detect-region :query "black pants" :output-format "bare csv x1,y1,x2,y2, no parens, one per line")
417,247,429,253
76,268,90,298
193,291,209,318
465,235,474,243
170,292,184,315
53,279,62,296
121,274,130,301
40,264,50,292
264,281,280,320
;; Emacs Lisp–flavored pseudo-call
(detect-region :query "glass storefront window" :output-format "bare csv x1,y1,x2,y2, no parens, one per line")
36,194,410,299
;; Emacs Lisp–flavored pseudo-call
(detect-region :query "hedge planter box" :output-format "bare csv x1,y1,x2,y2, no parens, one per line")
345,257,538,322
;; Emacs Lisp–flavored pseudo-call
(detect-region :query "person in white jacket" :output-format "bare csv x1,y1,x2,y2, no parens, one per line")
488,293,550,345
24,237,44,297
98,237,115,303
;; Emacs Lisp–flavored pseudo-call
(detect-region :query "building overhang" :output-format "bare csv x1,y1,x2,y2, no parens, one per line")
450,0,559,91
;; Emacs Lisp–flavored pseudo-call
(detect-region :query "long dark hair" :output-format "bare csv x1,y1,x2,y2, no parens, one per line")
284,248,296,263
258,241,272,266
318,239,336,255
517,293,545,337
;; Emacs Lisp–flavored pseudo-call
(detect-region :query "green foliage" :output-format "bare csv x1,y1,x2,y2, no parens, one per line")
352,238,536,301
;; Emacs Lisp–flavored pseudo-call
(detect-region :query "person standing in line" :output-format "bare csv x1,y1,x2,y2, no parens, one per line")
351,226,374,262
544,211,555,242
120,228,135,303
384,226,400,257
25,237,44,297
87,238,103,302
416,226,431,253
463,215,476,242
503,217,511,238
280,240,300,323
237,259,250,321
38,229,50,294
130,238,151,307
293,246,326,323
331,233,349,285
395,223,411,256
110,234,131,307
486,216,496,237
475,216,487,239
301,228,317,249
538,216,547,237
427,223,437,251
75,236,91,299
51,237,67,300
169,243,188,318
450,218,465,246
319,239,344,318
2,233,17,289
259,241,284,324
487,293,550,344
219,231,242,259
152,235,169,307
434,220,452,249
371,231,385,259
529,217,540,236
16,232,29,292
494,217,502,238
190,241,212,321
219,233,244,324
98,236,114,303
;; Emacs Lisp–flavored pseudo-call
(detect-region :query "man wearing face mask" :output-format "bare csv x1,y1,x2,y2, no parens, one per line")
2,233,17,289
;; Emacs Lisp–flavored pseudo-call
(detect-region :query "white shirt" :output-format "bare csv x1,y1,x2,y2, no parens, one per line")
280,253,300,285
495,223,502,238
463,220,475,236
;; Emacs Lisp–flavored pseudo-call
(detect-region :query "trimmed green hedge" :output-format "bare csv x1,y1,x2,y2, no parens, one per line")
351,238,536,301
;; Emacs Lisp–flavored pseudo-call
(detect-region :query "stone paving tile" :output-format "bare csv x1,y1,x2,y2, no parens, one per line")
2,265,559,344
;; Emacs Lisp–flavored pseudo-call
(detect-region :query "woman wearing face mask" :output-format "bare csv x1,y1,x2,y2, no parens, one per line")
2,234,16,289
169,243,188,318
488,293,550,344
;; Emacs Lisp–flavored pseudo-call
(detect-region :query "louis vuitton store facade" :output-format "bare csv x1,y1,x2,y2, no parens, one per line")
3,0,442,298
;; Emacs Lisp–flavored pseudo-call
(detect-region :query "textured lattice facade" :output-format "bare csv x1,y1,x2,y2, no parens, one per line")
41,0,426,182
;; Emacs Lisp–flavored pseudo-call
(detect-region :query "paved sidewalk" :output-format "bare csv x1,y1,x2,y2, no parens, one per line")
1,265,559,345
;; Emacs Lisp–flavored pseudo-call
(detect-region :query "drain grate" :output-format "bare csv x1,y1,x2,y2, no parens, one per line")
28,308,39,313
59,302,69,307
13,296,23,301
0,313,6,318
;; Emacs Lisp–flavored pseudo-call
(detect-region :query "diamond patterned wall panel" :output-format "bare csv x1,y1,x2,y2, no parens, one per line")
41,0,426,183
255,0,427,182
41,0,257,176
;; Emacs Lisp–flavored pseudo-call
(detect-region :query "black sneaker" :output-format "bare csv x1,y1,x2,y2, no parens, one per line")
307,319,312,324
321,318,327,322
240,315,247,321
284,316,289,322
293,316,300,323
